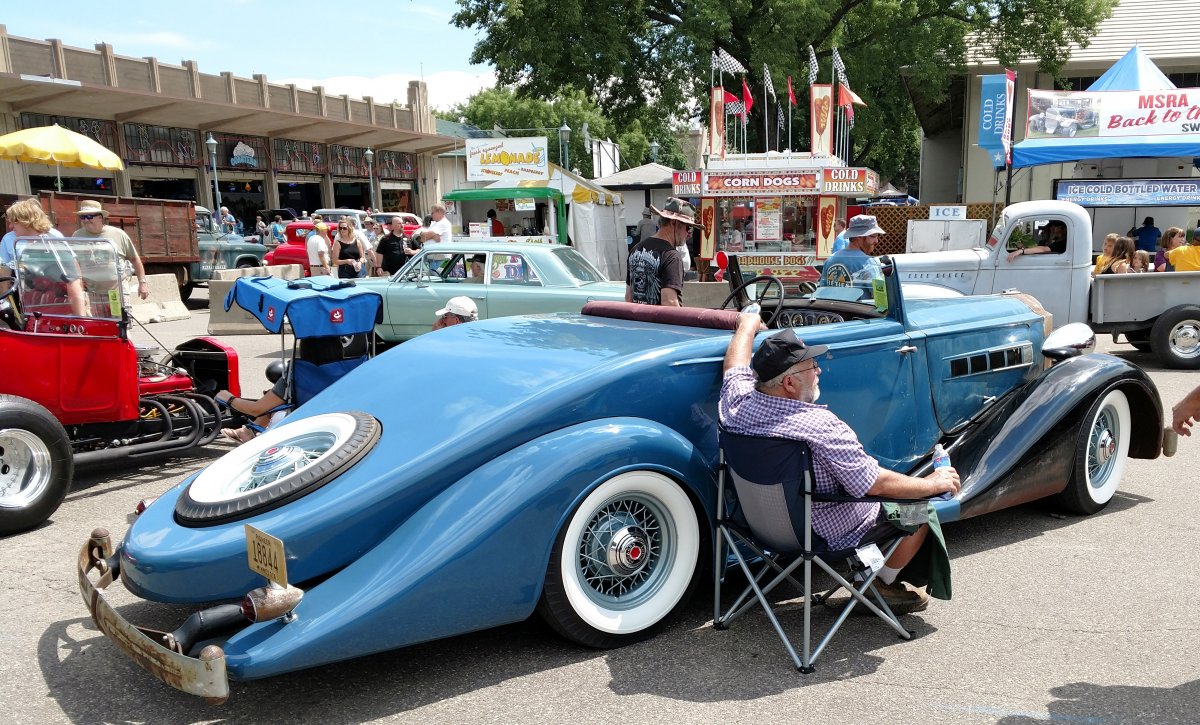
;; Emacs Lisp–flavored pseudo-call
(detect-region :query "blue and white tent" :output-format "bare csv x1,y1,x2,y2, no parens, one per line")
1012,46,1200,168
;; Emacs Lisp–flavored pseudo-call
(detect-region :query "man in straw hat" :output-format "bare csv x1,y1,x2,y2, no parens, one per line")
626,197,700,306
720,312,960,614
71,199,150,300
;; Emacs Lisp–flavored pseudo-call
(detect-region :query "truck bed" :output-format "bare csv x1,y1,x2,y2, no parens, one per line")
41,192,199,264
1090,270,1200,324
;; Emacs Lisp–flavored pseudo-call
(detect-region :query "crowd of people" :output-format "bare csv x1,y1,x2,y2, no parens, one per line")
1090,217,1200,274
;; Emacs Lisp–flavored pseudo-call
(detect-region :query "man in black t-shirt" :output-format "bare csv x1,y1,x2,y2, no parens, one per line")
374,216,410,275
626,197,700,306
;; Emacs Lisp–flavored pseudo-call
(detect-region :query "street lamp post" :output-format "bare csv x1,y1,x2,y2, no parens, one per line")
649,140,659,163
205,133,222,221
558,122,571,172
364,147,375,211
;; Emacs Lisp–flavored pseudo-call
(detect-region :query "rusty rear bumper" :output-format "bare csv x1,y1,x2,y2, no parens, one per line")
77,528,230,704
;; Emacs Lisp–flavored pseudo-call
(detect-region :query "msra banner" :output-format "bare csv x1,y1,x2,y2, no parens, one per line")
978,71,1015,168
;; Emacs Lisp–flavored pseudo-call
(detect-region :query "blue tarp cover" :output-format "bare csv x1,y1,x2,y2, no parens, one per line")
1011,46,1196,169
1087,46,1175,93
224,275,382,337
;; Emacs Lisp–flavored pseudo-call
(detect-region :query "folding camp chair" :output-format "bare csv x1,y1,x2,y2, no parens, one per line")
712,428,929,672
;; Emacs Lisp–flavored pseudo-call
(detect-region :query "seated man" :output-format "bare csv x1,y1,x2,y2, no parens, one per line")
719,313,960,614
215,375,287,443
432,295,479,331
1007,219,1067,261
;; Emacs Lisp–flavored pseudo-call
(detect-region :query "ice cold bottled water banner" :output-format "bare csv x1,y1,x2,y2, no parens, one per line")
1027,88,1200,139
1054,178,1200,206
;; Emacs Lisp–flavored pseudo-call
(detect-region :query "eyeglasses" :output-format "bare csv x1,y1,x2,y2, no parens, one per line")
786,362,820,378
79,214,99,221
339,226,350,230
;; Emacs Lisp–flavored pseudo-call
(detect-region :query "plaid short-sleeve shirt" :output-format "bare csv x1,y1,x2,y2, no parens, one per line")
719,366,881,550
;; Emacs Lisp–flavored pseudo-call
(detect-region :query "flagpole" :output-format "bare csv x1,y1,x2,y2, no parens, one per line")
763,79,769,154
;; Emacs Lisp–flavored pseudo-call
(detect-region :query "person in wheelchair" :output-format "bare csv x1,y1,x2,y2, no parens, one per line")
719,313,960,614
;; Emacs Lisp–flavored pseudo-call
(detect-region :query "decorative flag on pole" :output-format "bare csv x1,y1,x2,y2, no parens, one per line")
838,83,865,127
726,101,746,117
763,64,776,101
742,77,754,116
786,76,796,152
713,48,747,75
777,106,785,129
831,48,847,85
807,46,819,85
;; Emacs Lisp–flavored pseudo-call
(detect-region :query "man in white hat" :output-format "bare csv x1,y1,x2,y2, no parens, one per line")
819,214,884,294
432,295,479,330
71,199,150,300
626,197,700,306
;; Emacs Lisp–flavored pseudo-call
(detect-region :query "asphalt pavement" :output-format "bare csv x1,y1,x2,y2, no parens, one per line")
3,286,1199,724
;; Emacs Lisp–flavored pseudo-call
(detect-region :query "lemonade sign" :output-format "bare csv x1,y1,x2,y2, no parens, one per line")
466,137,550,182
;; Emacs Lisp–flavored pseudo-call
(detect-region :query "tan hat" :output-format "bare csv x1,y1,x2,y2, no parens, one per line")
75,199,109,219
650,197,702,229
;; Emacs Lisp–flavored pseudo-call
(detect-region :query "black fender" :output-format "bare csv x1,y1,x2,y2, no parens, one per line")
946,354,1161,520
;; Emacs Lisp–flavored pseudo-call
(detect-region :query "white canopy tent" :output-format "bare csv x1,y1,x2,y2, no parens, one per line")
483,164,627,279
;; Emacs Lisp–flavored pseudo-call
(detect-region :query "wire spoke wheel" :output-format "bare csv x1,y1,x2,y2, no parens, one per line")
538,471,701,648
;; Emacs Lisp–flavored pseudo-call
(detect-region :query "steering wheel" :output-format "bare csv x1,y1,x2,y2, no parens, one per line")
720,275,786,328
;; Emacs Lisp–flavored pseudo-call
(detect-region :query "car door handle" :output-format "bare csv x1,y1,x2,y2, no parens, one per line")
471,295,485,300
896,345,918,354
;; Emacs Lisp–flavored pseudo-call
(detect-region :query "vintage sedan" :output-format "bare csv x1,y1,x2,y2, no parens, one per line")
355,241,627,341
78,259,1168,702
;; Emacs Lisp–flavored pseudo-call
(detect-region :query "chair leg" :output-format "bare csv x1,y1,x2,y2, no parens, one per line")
713,524,725,629
724,534,804,670
801,557,814,673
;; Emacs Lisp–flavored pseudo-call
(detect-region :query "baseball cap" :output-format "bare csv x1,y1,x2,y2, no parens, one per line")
750,329,828,381
435,296,478,318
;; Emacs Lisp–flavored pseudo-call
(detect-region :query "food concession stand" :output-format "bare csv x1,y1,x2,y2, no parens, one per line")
682,153,879,286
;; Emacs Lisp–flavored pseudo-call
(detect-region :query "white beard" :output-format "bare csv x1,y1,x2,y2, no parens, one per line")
810,384,820,403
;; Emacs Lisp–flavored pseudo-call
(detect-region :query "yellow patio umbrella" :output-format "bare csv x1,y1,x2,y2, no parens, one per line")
0,123,124,190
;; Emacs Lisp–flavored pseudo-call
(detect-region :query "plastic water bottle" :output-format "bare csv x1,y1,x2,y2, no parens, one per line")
932,444,951,471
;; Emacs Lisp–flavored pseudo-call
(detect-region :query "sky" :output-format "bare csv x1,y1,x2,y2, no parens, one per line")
3,0,496,111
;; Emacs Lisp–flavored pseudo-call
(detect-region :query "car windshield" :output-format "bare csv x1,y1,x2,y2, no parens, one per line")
815,254,884,303
195,214,217,234
551,247,608,283
14,237,123,319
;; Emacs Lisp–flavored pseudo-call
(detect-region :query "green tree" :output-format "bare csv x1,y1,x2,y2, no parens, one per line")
453,0,1116,185
441,87,624,177
441,86,688,175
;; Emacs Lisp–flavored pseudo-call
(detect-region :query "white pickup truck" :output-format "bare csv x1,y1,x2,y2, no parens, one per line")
895,200,1200,369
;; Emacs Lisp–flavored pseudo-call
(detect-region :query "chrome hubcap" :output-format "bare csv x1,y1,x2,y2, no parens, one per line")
1169,321,1200,358
1088,408,1119,486
605,525,651,577
241,444,320,492
0,429,52,508
577,497,669,606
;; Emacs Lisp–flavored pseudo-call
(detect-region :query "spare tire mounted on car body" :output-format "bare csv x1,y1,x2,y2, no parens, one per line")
175,411,381,526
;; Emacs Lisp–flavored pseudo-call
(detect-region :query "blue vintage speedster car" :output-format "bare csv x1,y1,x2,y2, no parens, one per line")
78,259,1166,702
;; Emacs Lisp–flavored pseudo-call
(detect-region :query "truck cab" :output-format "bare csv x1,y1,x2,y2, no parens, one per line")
895,200,1094,327
190,206,266,296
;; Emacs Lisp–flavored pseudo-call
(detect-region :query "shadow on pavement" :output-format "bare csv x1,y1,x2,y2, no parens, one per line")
996,679,1200,724
39,489,1153,722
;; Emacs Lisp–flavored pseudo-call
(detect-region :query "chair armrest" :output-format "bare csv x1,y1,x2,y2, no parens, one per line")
811,492,939,505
